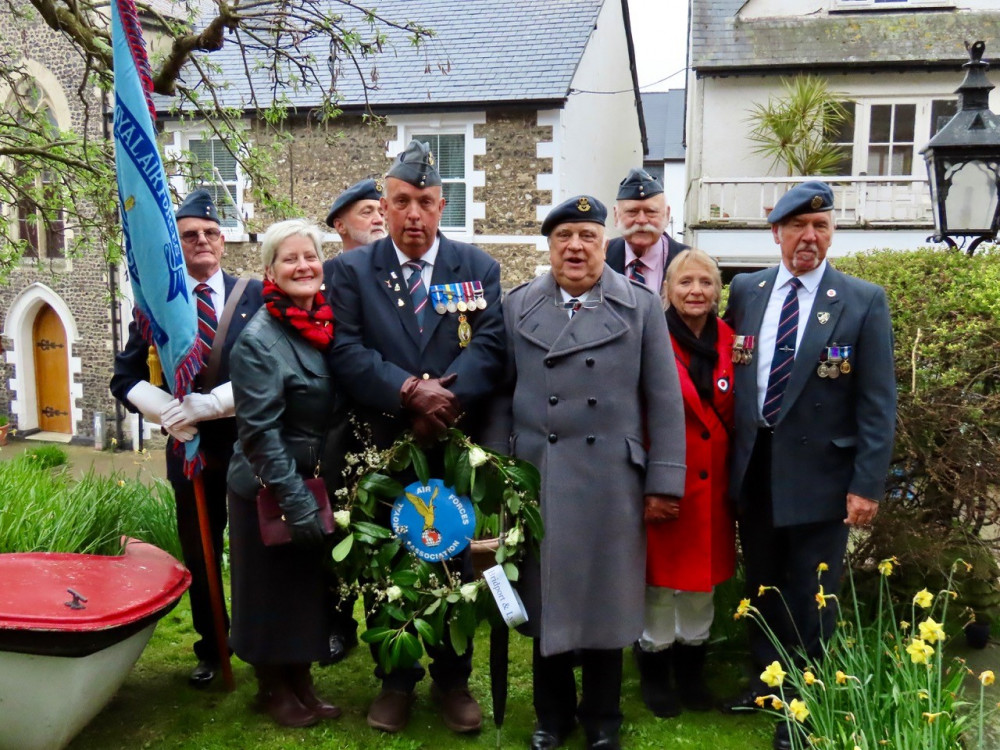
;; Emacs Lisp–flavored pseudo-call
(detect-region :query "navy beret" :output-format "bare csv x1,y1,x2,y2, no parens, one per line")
386,139,442,188
767,181,834,224
325,178,383,227
175,189,219,223
616,167,664,201
541,195,608,236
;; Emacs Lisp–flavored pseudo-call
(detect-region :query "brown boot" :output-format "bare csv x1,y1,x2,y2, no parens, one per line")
367,688,414,732
431,683,483,733
286,664,341,720
252,665,319,728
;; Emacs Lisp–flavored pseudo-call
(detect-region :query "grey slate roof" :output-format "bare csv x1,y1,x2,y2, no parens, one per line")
158,0,606,111
640,90,685,161
691,1,1000,72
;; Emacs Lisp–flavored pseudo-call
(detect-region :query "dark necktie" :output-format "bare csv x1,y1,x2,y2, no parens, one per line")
628,259,646,286
762,277,803,424
194,282,217,355
403,260,428,332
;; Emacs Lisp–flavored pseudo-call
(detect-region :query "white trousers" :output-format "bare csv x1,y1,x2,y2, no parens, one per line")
639,585,715,651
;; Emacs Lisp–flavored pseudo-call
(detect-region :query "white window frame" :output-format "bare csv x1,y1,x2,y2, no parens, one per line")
386,114,486,239
162,123,251,241
841,97,955,177
833,0,956,10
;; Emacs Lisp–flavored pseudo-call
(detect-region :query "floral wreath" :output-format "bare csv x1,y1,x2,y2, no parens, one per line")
329,427,542,671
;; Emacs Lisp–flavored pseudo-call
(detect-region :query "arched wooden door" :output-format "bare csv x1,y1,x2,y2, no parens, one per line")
33,304,71,434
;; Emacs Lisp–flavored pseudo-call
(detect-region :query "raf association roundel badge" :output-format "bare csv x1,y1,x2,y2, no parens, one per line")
390,479,476,562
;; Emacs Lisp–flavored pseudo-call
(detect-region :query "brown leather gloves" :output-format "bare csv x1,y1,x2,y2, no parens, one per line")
400,373,459,443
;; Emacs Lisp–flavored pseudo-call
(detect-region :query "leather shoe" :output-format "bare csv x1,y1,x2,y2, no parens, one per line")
719,688,763,713
188,660,218,687
773,721,793,750
587,729,621,750
531,729,566,750
318,634,349,666
431,683,482,733
367,689,414,733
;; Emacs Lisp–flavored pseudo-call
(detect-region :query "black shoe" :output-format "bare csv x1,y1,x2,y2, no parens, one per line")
719,688,763,713
773,721,793,750
587,729,621,750
189,660,218,687
530,722,573,750
673,643,714,711
633,644,680,718
318,630,358,667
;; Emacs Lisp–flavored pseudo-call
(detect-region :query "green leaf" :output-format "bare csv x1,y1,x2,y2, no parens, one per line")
505,488,522,515
360,626,391,644
409,443,430,486
387,446,411,473
454,450,472,496
359,472,405,498
353,521,394,544
503,562,519,582
444,439,460,488
471,470,487,505
449,617,469,657
391,570,419,586
506,461,540,496
424,598,442,616
331,533,354,562
399,630,424,663
384,604,408,622
520,502,544,541
413,617,439,645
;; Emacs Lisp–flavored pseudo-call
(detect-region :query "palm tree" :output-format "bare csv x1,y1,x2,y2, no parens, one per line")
746,75,853,176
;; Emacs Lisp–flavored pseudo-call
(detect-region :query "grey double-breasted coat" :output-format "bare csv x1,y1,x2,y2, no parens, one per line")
486,267,686,656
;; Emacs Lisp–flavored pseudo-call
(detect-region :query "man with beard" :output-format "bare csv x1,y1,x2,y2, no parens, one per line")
606,168,688,292
324,178,387,252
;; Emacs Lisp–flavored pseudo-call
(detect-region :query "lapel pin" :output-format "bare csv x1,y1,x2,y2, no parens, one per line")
397,299,405,307
391,271,398,280
385,279,392,288
817,311,830,324
758,280,767,288
826,289,836,298
241,313,246,318
394,284,401,292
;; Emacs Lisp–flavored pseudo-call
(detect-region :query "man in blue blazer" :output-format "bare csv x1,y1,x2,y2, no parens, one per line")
110,190,263,687
722,181,896,750
327,140,505,735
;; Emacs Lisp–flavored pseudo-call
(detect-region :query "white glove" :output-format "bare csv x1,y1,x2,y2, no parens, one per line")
160,383,232,429
164,422,199,443
125,381,173,424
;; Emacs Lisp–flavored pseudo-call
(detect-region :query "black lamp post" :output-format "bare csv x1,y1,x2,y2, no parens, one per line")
921,40,1000,255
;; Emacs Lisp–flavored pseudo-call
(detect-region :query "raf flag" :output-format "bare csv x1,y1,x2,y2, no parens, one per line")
112,0,205,475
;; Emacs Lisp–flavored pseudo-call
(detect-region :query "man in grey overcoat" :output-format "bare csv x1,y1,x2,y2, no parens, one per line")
486,195,686,750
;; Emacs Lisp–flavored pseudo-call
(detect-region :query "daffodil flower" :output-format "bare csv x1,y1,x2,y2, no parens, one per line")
835,670,848,685
761,661,786,688
878,559,895,576
906,637,934,665
788,698,810,723
735,598,752,619
913,589,934,609
922,711,945,724
900,619,911,631
771,697,783,710
816,562,829,573
918,617,945,644
980,670,995,686
803,670,816,685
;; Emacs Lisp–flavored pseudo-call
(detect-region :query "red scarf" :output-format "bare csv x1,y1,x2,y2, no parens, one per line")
262,279,334,350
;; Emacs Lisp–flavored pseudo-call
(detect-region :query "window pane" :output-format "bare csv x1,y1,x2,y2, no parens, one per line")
413,133,466,180
867,146,890,175
893,104,916,141
826,101,855,143
890,147,913,175
931,99,958,136
869,104,891,143
441,182,466,227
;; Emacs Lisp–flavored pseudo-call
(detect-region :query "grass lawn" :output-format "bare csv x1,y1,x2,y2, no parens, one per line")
68,582,776,749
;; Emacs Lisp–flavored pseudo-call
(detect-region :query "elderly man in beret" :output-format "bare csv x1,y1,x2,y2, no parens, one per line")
324,177,386,252
721,181,896,750
485,196,685,750
110,189,263,687
607,168,688,293
327,139,505,734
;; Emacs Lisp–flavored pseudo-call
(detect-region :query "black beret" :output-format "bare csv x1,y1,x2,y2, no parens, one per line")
616,168,664,201
767,180,835,224
386,139,442,188
175,189,220,223
325,178,383,227
541,195,608,236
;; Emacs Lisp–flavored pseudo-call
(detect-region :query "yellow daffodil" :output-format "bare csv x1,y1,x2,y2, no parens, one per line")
913,589,934,609
922,711,945,724
980,670,996,686
917,689,930,700
803,670,816,685
758,584,775,597
735,598,751,620
771,698,783,710
900,620,910,631
755,695,767,708
878,559,894,576
835,670,848,685
918,617,945,644
817,562,829,572
789,698,810,723
761,661,786,687
906,637,934,665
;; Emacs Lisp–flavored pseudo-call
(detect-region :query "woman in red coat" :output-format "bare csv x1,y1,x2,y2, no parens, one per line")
636,248,736,718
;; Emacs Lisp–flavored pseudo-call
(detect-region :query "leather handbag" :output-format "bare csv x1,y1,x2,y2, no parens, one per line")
256,476,335,546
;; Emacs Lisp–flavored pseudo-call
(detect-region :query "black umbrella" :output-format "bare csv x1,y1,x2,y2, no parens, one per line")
489,620,510,746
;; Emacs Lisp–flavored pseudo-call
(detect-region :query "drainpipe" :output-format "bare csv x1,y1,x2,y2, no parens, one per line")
102,90,126,450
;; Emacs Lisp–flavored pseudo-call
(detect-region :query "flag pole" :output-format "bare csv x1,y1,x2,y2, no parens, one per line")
193,473,234,691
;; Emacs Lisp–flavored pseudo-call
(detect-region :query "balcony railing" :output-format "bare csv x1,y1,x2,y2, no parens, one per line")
694,176,934,227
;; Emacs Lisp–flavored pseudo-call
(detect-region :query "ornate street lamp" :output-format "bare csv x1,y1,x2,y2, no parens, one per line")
921,40,1000,255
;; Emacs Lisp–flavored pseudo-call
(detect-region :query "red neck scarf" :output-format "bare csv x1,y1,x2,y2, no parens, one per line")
262,279,334,351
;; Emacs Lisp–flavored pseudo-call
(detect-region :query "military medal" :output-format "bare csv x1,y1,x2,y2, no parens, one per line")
473,281,487,310
429,285,448,314
739,335,755,365
457,313,472,348
732,336,744,364
446,285,458,313
839,345,853,374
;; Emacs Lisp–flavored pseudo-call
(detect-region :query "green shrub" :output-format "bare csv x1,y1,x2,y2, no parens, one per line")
20,444,68,470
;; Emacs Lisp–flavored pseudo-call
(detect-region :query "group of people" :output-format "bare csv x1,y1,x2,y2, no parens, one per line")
111,138,897,750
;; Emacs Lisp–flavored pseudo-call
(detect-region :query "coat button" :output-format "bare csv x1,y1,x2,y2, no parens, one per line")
586,357,595,367
586,435,596,444
548,433,558,443
699,470,708,480
588,397,597,406
549,395,559,405
545,359,554,368
701,430,711,440
801,437,808,445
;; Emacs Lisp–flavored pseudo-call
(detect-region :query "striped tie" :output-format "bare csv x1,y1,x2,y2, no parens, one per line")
762,277,803,425
628,259,646,286
194,282,217,356
403,260,428,332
